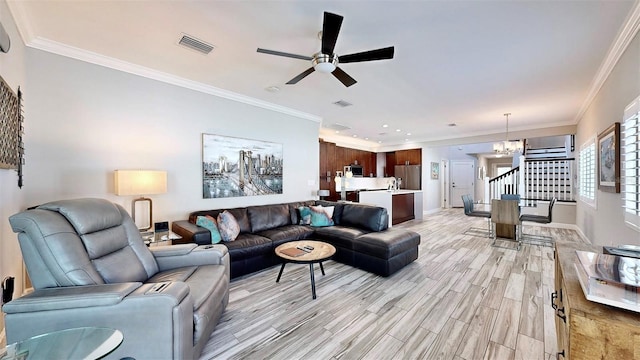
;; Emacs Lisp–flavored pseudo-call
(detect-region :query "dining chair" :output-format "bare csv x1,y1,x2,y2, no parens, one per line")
490,199,521,251
519,197,556,246
500,193,521,201
461,194,493,237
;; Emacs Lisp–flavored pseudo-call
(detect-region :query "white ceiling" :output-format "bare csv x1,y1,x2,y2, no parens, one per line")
7,1,638,150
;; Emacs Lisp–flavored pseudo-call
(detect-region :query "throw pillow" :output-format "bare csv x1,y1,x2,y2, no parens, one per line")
195,215,222,244
217,210,240,242
298,206,312,225
311,205,335,219
310,206,334,227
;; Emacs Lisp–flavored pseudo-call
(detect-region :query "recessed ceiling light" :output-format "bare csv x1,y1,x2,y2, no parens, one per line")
352,134,358,138
405,139,409,141
335,130,340,133
382,124,389,128
378,141,382,143
265,86,280,93
365,137,369,140
396,129,401,132
406,132,412,136
448,123,457,127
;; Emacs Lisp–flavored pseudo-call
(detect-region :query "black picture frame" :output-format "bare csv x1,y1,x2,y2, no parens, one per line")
597,122,621,193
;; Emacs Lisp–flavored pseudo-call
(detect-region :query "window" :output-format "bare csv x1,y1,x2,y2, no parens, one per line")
623,95,640,230
578,136,596,207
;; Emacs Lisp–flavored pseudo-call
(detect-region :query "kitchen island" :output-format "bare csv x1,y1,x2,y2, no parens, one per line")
358,189,423,227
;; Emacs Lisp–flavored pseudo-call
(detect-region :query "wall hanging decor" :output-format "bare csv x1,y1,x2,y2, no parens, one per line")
0,75,24,188
598,122,620,193
202,133,283,198
430,162,439,180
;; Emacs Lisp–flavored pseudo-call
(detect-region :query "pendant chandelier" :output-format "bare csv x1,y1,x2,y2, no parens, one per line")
493,113,523,156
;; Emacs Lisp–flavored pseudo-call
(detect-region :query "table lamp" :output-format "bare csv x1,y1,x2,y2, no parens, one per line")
114,170,167,231
317,189,330,200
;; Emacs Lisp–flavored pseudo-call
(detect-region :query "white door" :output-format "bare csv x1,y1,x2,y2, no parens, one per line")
450,161,475,207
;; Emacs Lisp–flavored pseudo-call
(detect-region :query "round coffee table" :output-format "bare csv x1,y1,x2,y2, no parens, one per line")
275,240,336,299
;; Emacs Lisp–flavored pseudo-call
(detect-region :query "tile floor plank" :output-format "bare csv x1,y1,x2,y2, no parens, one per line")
198,208,584,360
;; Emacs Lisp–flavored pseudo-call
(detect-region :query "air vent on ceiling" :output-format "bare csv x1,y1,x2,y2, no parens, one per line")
178,34,214,55
327,123,351,131
333,100,353,108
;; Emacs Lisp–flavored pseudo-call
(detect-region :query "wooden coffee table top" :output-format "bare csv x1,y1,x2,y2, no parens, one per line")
275,240,336,263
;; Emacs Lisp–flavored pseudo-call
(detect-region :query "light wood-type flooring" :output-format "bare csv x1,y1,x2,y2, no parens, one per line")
199,208,585,360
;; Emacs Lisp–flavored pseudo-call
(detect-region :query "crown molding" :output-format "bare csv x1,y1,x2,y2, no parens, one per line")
7,0,321,124
6,1,35,45
26,37,322,123
574,0,640,123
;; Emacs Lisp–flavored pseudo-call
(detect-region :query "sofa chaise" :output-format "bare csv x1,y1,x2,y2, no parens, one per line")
172,200,421,278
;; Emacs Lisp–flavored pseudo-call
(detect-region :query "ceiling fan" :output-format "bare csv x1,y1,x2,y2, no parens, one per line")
257,11,394,87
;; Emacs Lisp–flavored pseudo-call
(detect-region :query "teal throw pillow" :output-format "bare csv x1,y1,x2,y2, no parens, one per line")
217,210,240,242
298,206,312,225
310,205,334,227
195,215,222,244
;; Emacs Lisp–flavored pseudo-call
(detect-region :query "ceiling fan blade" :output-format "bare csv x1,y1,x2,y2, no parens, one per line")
257,48,313,61
332,67,357,87
321,12,343,55
339,46,395,63
286,67,315,84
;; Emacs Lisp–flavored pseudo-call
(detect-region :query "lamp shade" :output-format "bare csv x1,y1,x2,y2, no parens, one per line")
114,170,167,196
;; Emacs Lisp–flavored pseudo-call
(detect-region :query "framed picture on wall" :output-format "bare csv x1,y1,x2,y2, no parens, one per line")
202,133,283,198
597,122,620,193
430,162,439,180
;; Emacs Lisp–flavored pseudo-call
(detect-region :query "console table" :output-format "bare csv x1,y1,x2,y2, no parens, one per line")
554,241,640,358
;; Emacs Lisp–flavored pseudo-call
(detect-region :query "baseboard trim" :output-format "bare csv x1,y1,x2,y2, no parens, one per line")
527,222,592,244
424,208,441,216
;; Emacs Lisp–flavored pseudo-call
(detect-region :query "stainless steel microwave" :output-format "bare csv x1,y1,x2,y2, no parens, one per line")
345,165,364,177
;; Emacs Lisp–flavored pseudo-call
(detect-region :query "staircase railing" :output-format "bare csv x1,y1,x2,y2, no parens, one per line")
488,166,520,200
520,157,575,203
487,157,576,205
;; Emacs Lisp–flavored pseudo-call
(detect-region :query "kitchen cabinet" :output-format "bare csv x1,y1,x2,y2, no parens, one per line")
319,140,377,201
385,149,422,177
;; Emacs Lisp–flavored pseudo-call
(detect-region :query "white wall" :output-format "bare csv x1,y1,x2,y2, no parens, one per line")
575,31,640,246
0,0,26,335
421,146,447,212
23,49,320,225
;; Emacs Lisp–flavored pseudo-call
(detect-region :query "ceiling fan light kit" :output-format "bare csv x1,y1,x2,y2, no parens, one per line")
312,53,337,73
257,11,394,87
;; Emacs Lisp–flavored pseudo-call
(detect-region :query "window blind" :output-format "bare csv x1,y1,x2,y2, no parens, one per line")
579,137,596,205
623,95,640,230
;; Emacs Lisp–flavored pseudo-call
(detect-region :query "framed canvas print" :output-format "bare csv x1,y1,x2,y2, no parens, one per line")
202,133,283,198
597,122,620,193
430,162,439,180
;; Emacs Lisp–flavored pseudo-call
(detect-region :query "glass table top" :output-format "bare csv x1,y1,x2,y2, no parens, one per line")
1,327,123,360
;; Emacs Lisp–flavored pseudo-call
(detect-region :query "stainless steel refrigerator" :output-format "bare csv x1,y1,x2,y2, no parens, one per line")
394,165,422,190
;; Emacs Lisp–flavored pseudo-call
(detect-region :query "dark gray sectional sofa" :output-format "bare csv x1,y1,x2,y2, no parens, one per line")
172,200,421,279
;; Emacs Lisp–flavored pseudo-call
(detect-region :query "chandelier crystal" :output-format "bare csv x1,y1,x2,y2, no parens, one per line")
493,113,523,156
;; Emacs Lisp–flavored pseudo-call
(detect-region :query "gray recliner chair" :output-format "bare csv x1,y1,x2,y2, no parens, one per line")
3,198,230,359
